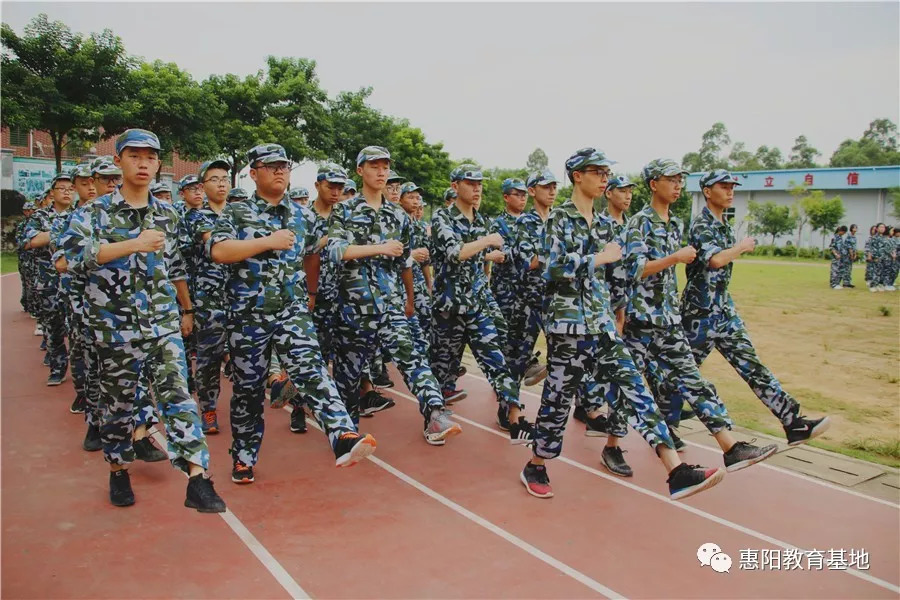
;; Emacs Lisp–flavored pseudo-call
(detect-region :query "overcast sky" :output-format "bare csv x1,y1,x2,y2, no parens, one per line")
3,1,899,185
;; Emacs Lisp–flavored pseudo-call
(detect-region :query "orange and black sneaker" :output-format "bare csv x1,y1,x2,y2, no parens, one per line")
202,410,219,435
231,462,255,484
334,432,377,468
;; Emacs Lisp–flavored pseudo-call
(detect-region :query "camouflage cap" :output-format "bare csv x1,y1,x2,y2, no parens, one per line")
343,179,358,192
247,143,290,167
387,170,404,184
641,158,688,184
605,175,637,192
227,188,250,201
450,164,485,182
23,200,36,211
699,169,742,189
442,187,457,203
526,169,559,188
400,182,423,196
91,156,123,176
289,187,310,199
198,158,231,182
178,175,201,190
355,145,391,166
51,172,74,186
115,128,161,155
316,163,348,184
150,181,172,195
564,147,616,177
69,162,93,179
501,178,527,194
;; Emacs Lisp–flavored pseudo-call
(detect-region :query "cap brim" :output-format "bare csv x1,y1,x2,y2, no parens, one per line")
325,176,348,184
360,154,391,165
118,141,160,152
661,166,689,176
257,155,291,165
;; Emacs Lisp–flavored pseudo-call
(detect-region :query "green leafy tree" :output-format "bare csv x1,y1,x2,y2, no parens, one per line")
807,195,845,248
755,145,785,170
747,200,798,246
788,183,830,253
480,166,528,217
326,87,395,172
386,121,452,216
1,14,133,171
525,148,549,172
785,135,820,169
682,122,731,172
829,119,900,167
889,187,900,220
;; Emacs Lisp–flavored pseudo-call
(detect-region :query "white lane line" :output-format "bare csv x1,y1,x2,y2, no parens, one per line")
465,373,900,510
283,407,622,599
150,429,310,600
380,388,900,595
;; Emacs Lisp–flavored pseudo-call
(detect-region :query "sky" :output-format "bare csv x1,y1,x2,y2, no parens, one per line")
3,1,899,188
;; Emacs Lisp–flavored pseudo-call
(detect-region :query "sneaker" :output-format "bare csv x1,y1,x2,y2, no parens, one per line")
456,366,467,377
269,373,298,409
201,410,219,435
670,429,686,452
334,432,377,467
584,413,609,438
520,462,553,498
509,416,534,446
109,470,135,507
784,415,831,446
42,353,50,367
723,440,778,473
40,339,47,351
359,390,394,417
667,463,725,500
523,361,548,387
83,424,102,452
184,474,227,513
372,370,394,388
601,446,633,477
572,405,588,424
496,405,510,432
69,395,86,414
424,408,462,446
133,438,167,463
831,285,843,290
33,326,43,336
886,285,896,291
870,286,881,293
442,387,467,404
845,284,856,288
231,462,255,484
290,404,308,433
47,372,66,386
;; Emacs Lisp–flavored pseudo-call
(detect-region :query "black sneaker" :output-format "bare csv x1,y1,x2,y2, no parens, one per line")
109,470,135,507
133,438,168,463
670,429,686,452
723,440,778,473
520,461,553,498
784,415,831,446
667,463,725,500
43,353,50,366
572,405,588,424
334,432,377,467
509,416,534,446
601,446,633,477
372,370,394,388
69,395,87,414
231,462,255,484
83,424,102,452
456,366,467,378
47,372,66,386
496,405,510,432
290,405,308,433
359,390,394,417
844,284,856,288
185,474,226,513
585,413,609,438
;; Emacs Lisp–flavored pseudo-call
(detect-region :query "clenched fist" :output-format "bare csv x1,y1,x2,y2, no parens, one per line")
134,229,165,253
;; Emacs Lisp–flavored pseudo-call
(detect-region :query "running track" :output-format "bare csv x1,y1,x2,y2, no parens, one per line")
2,273,898,599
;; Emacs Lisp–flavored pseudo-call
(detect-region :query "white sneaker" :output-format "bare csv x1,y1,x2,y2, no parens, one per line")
832,285,843,290
33,326,43,336
870,286,880,293
886,286,896,291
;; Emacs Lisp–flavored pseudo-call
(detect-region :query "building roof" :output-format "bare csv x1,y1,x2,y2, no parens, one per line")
686,165,899,192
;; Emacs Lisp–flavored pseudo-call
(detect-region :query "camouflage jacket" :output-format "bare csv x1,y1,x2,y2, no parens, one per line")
311,204,340,305
210,192,319,316
24,206,71,290
431,203,493,314
63,190,186,344
543,200,617,336
681,206,736,318
177,206,200,299
56,202,98,319
829,234,845,260
326,195,411,316
488,210,520,294
624,204,684,327
185,203,231,311
844,234,858,257
410,218,430,293
598,209,629,312
514,209,549,307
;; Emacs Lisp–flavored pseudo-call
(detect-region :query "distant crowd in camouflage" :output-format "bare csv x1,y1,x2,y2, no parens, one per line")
16,128,837,511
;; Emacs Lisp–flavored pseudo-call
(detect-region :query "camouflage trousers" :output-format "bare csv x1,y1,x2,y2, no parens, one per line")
195,306,228,413
491,278,521,378
511,291,544,382
96,332,208,471
430,308,523,410
865,259,875,284
412,269,433,354
830,258,850,287
665,309,800,428
313,299,339,364
335,305,444,421
17,252,29,311
38,286,68,377
874,257,896,286
64,302,87,403
228,302,355,467
533,332,673,460
623,321,732,434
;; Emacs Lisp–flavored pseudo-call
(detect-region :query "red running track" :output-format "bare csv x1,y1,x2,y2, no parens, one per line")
2,273,898,599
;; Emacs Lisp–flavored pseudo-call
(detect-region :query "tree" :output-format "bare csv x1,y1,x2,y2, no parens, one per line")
889,188,900,220
862,118,899,152
806,195,845,248
829,118,900,167
785,135,820,169
526,148,549,172
480,166,528,217
325,87,395,173
1,15,133,171
754,145,785,170
386,121,452,216
747,200,798,246
682,122,731,172
788,183,828,253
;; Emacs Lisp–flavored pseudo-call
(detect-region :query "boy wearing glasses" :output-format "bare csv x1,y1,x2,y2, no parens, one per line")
521,148,724,500
210,144,376,484
622,159,777,471
328,146,461,445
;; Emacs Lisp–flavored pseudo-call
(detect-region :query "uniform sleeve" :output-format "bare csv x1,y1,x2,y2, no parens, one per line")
208,203,240,257
431,210,463,265
692,219,725,267
396,211,412,270
545,212,595,282
625,216,650,282
606,226,629,311
23,210,48,244
326,205,352,264
301,206,321,256
64,206,100,273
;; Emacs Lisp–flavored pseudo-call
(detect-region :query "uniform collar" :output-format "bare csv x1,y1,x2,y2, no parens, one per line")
109,188,161,214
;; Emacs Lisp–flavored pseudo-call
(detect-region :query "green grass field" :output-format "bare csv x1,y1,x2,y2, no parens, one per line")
1,252,19,274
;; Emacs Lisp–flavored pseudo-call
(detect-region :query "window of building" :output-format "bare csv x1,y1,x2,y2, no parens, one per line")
724,206,736,224
8,128,28,147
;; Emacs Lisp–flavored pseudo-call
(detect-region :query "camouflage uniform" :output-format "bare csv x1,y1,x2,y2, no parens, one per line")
677,203,800,427
488,201,523,365
16,206,38,317
176,175,202,396
842,233,857,286
829,232,845,288
328,194,444,421
210,182,358,466
864,236,876,285
429,202,523,412
623,166,732,435
512,208,548,381
410,216,433,355
63,189,208,470
871,234,895,287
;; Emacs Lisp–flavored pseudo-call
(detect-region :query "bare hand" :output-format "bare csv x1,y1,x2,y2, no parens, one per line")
405,298,415,318
738,237,756,253
484,233,504,249
674,245,698,264
596,242,622,264
411,248,430,263
54,255,68,274
269,229,296,251
485,250,506,263
308,294,316,312
181,313,194,337
529,256,540,271
134,229,165,253
381,239,404,257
